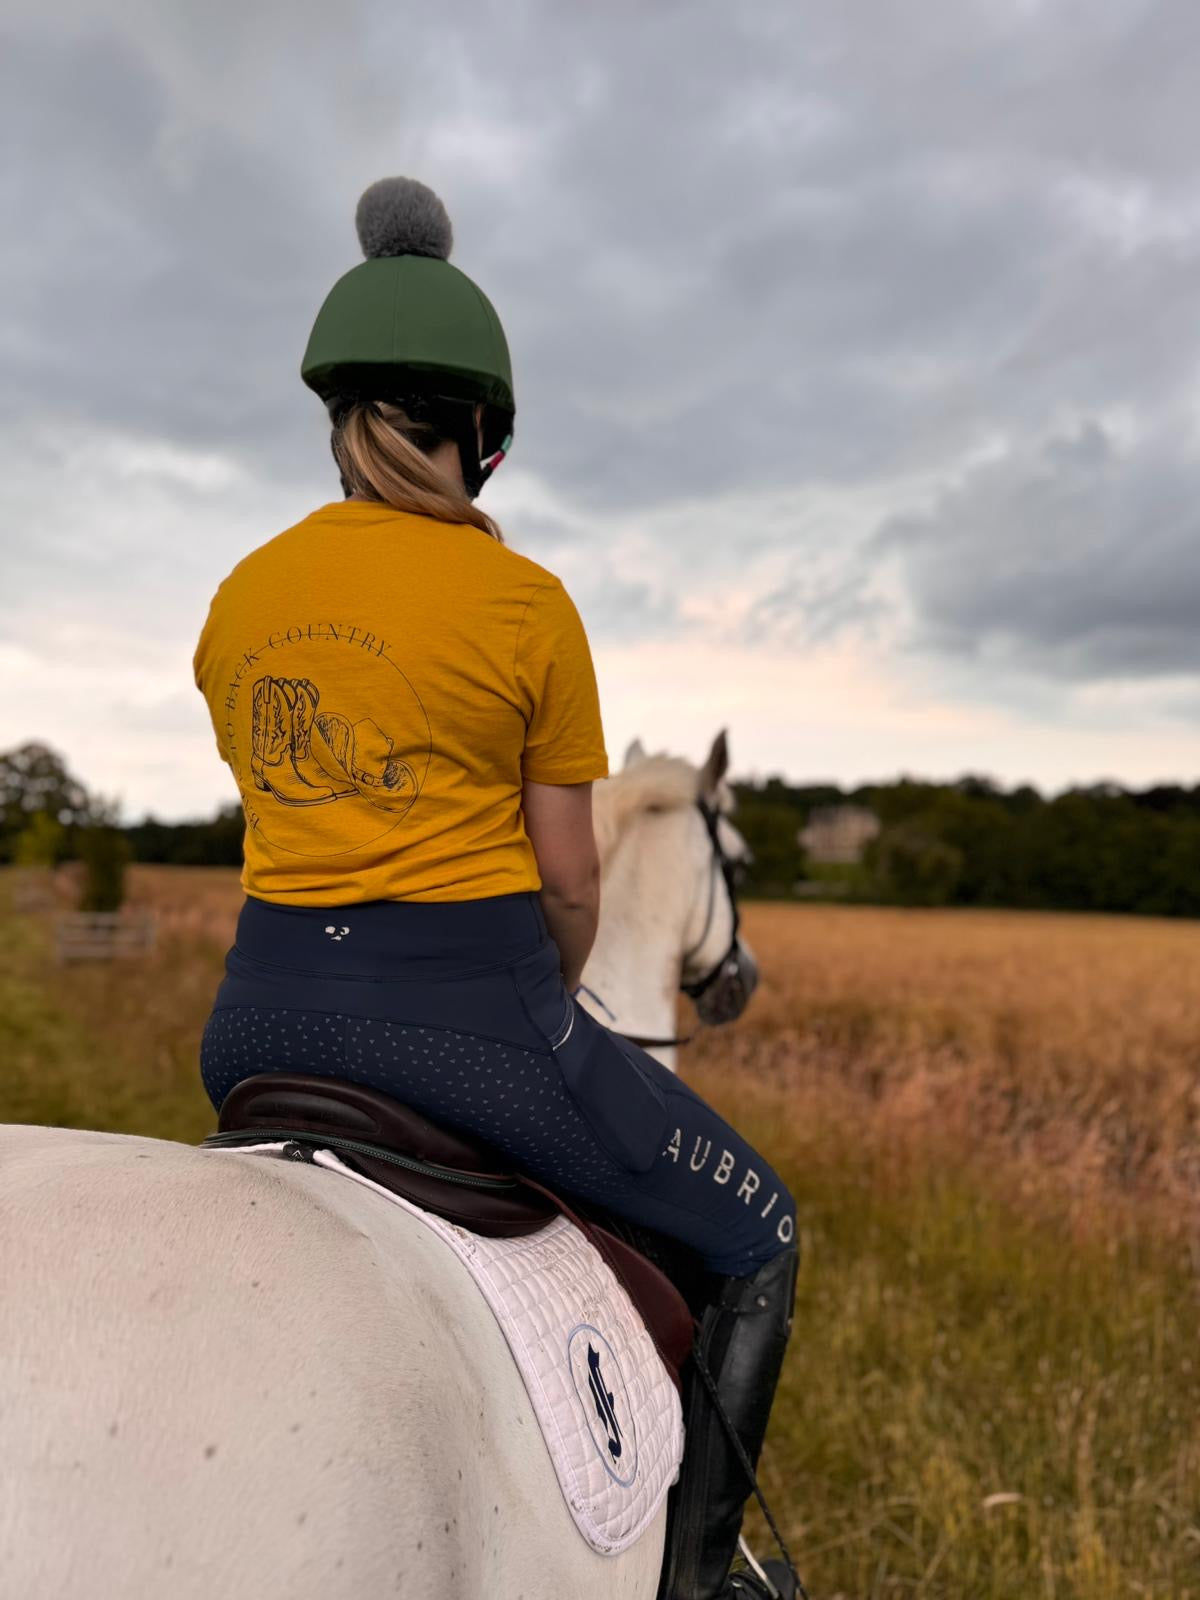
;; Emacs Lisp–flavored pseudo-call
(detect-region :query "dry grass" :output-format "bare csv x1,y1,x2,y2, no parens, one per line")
681,904,1200,1597
0,865,232,1142
686,903,1200,1241
3,873,1199,1595
123,862,246,941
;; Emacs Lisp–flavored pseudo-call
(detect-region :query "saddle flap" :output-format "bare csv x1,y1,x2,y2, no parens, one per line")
514,1175,696,1388
214,1073,695,1384
587,1225,696,1385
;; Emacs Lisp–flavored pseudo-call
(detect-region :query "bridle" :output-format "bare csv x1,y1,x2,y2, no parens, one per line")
614,799,746,1052
680,799,743,1003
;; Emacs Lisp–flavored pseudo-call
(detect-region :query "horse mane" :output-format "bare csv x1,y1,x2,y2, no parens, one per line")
593,755,700,869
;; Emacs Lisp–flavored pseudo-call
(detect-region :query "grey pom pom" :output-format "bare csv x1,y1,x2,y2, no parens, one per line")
355,177,453,261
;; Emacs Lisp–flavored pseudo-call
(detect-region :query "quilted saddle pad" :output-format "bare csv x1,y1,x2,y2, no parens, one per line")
226,1142,685,1555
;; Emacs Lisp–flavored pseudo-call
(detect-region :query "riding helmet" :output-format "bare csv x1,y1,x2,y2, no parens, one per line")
301,177,514,497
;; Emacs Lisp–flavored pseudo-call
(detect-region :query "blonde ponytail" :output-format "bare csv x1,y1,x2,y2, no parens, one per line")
331,400,504,543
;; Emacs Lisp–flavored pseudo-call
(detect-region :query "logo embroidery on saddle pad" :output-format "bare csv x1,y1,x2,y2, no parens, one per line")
568,1325,638,1488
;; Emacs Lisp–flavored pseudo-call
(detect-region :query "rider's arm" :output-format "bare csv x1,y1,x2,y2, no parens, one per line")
514,579,607,991
523,779,599,992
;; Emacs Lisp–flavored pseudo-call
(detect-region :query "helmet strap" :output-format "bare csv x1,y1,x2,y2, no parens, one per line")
458,440,485,500
478,434,512,492
438,398,487,500
326,393,506,502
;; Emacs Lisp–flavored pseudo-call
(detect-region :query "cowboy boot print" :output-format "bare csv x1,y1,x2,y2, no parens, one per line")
250,676,345,805
250,676,290,792
289,679,357,798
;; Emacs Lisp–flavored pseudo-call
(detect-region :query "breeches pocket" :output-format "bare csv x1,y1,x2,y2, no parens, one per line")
549,999,671,1174
510,941,671,1172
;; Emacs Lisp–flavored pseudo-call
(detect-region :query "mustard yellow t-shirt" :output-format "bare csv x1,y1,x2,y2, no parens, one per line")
193,501,608,904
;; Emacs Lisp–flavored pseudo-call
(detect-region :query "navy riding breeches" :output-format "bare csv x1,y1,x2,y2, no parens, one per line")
201,893,795,1277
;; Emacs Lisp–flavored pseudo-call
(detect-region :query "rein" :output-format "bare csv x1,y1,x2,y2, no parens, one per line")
618,1026,697,1050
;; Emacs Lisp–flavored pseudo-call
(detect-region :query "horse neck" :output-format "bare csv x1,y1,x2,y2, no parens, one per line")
584,808,697,1067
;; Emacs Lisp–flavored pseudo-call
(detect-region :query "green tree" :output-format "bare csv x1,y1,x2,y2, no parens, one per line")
78,826,132,913
124,804,244,867
864,814,964,906
732,798,806,896
0,742,95,859
12,811,66,868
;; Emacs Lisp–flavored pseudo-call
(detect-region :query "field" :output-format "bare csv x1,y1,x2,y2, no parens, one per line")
3,868,1198,1597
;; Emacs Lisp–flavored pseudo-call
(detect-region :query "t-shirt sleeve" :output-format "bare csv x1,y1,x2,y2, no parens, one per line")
514,579,609,784
192,602,231,764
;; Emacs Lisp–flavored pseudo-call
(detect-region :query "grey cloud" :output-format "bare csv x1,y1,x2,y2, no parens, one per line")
569,573,684,646
740,564,885,651
8,0,1200,511
0,26,332,477
4,0,1200,728
882,422,1200,680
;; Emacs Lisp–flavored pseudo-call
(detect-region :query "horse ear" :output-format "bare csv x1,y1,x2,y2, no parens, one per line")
623,738,646,768
699,730,729,797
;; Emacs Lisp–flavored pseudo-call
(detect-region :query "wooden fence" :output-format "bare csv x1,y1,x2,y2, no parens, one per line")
55,911,157,965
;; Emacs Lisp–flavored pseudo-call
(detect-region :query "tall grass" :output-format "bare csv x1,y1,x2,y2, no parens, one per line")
2,873,1197,1594
685,904,1200,1597
0,866,232,1141
724,1086,1200,1597
692,903,1200,1239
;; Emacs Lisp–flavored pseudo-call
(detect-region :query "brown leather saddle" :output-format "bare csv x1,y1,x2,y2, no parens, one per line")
207,1073,694,1388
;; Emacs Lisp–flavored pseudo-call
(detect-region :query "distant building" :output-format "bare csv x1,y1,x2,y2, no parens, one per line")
798,804,880,865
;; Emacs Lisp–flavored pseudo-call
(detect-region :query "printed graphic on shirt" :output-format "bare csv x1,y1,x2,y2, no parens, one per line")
220,621,432,859
250,676,418,813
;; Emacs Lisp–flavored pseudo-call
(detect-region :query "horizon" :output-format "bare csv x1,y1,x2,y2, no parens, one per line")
94,758,1195,830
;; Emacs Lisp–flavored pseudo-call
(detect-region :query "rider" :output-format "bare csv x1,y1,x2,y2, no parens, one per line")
194,177,798,1600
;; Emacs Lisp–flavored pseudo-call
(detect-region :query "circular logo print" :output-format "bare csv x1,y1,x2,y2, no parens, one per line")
222,622,432,858
567,1324,638,1488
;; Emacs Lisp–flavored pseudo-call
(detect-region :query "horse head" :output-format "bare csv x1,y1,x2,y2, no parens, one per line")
586,730,759,1064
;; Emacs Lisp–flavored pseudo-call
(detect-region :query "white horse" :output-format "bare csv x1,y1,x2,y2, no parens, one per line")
0,736,754,1600
587,734,754,1065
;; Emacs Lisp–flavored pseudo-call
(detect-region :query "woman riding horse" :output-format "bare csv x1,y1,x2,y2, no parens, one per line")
193,176,798,1600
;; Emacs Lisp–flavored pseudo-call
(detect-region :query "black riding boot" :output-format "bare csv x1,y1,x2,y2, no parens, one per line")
658,1245,800,1600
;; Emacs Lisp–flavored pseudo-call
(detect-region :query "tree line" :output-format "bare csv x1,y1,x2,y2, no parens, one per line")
4,742,1200,917
734,775,1200,916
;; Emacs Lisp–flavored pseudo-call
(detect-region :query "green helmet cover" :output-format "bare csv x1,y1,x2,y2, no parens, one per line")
301,179,515,460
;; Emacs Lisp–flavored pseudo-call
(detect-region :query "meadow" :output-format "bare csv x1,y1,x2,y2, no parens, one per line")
2,868,1198,1597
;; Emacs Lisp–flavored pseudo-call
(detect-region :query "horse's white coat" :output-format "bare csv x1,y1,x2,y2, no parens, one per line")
0,736,747,1599
586,746,750,1068
0,1127,666,1598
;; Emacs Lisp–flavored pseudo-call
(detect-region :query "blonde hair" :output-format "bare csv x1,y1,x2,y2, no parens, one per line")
331,399,504,542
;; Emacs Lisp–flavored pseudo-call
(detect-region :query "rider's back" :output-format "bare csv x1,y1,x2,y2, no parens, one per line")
193,500,607,906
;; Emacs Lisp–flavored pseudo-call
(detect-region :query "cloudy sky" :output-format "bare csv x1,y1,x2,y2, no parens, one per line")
2,0,1198,820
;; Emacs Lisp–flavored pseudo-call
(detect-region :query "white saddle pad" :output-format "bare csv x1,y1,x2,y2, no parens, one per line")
228,1143,684,1555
